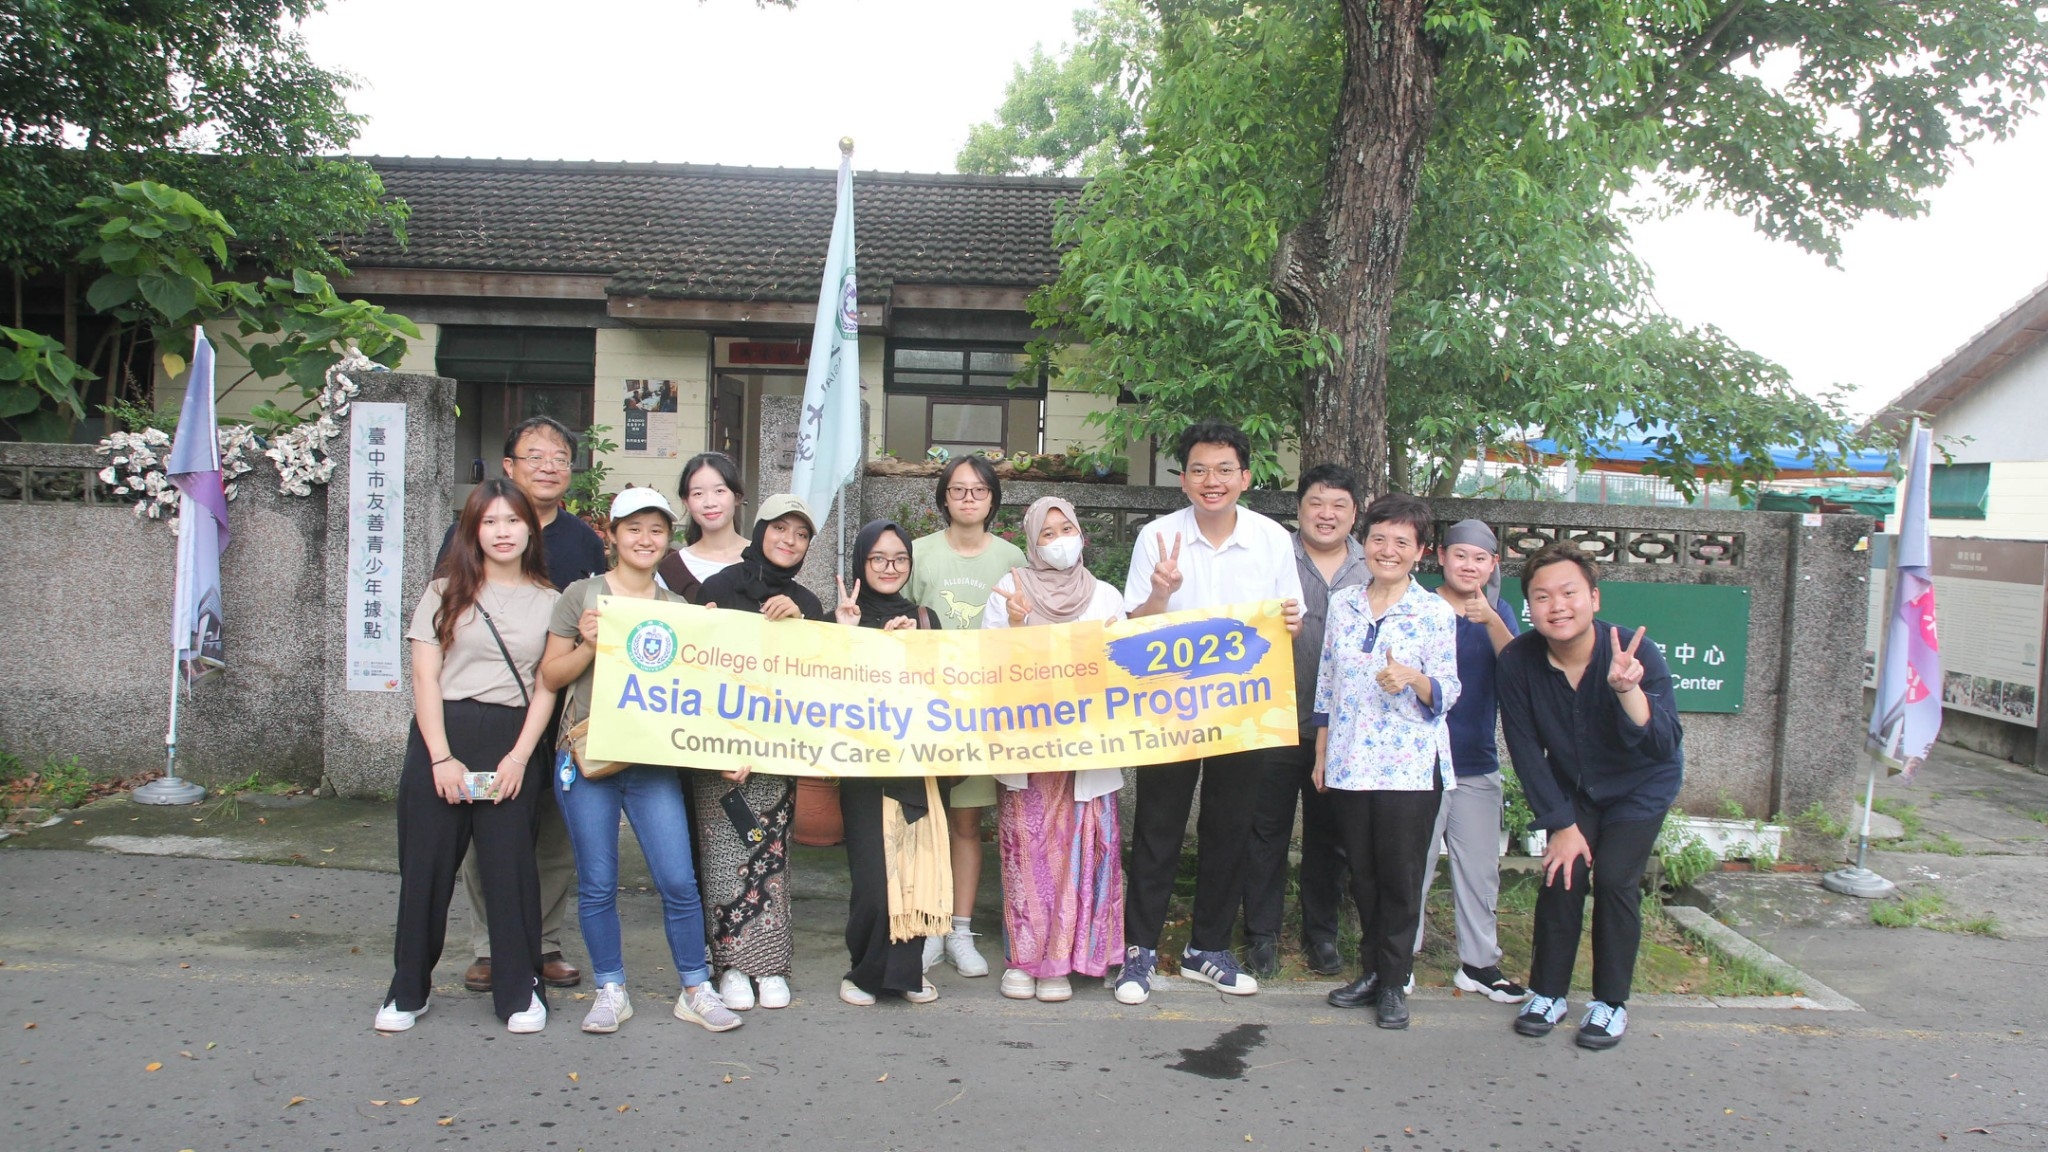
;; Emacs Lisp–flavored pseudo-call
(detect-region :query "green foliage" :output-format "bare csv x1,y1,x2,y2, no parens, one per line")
99,396,179,434
563,425,622,519
979,0,2047,493
0,325,95,441
1868,889,2001,934
1655,813,1720,891
1501,770,1535,842
1871,796,1924,840
0,748,24,786
958,0,1154,178
1791,802,1849,841
37,756,94,810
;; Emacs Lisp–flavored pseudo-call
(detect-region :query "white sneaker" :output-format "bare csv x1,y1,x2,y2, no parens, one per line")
674,985,743,1033
718,969,755,1011
922,934,943,972
1035,975,1073,1003
839,978,876,1006
904,978,939,1004
756,974,792,1009
373,996,429,1032
1000,968,1036,1000
581,983,632,1033
944,931,989,977
507,993,547,1034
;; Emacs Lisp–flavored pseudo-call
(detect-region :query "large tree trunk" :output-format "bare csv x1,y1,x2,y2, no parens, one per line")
1275,0,1441,496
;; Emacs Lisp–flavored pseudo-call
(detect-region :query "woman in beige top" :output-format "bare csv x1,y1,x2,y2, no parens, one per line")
376,479,560,1035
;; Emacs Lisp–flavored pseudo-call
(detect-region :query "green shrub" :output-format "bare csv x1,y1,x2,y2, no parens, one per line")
38,756,94,809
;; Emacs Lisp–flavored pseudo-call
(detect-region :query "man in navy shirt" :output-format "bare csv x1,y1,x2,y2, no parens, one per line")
1411,520,1527,1004
1498,543,1683,1050
436,416,608,994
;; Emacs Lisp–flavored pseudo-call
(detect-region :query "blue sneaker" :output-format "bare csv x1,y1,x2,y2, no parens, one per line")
1181,947,1259,996
1115,946,1156,1005
1514,993,1568,1037
1576,1000,1627,1050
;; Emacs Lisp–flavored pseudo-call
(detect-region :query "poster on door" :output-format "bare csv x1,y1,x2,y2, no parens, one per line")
623,379,679,458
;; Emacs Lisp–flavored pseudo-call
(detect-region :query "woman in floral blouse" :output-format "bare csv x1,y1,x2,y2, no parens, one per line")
1311,492,1461,1031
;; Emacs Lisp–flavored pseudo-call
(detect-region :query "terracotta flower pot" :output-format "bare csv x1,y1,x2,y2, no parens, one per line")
792,776,844,847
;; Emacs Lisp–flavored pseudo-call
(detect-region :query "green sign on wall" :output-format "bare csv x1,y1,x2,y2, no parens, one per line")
1424,577,1752,713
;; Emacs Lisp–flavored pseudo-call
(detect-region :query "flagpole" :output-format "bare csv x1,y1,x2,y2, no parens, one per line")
134,326,215,806
1823,417,1921,897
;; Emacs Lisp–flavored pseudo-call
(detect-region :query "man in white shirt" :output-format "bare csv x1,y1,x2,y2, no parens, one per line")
1115,421,1303,1004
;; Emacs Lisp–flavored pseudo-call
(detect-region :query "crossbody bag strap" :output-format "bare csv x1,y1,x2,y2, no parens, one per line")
474,602,532,710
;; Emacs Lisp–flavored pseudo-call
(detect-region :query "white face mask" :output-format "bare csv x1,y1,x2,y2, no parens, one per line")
1038,535,1084,571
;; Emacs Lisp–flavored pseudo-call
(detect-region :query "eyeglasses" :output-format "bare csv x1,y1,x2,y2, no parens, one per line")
866,555,910,572
1176,465,1243,482
946,485,992,500
515,453,573,472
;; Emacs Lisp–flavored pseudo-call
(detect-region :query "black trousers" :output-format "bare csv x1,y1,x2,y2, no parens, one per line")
388,699,548,1022
1326,784,1442,988
1529,799,1661,1005
1125,748,1266,954
838,778,929,996
1242,740,1347,946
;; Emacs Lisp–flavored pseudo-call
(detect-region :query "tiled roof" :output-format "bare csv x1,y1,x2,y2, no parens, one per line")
346,157,1081,302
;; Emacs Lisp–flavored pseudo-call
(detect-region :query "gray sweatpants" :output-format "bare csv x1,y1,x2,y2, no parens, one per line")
1412,770,1504,968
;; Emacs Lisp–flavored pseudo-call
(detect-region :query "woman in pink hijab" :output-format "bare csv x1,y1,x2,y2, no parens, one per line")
982,496,1128,1002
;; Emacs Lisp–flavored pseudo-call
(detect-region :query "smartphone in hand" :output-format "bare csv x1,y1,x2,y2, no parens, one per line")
462,772,500,802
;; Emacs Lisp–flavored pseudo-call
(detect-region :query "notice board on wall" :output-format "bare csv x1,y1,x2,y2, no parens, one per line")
1865,536,2047,727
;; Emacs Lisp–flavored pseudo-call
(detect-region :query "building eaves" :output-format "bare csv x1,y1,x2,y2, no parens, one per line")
1869,276,2048,431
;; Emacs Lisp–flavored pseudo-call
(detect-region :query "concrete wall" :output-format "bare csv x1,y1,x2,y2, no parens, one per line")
0,442,328,782
863,476,1872,839
0,373,453,795
1930,334,2048,464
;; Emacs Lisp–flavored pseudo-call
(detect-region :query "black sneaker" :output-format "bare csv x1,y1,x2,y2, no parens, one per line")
1245,936,1279,978
1303,939,1344,975
1375,986,1410,1030
1455,963,1531,1004
1514,994,1568,1037
1576,1000,1627,1050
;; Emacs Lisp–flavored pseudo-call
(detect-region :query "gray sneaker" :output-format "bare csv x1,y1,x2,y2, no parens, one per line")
581,982,633,1033
674,984,743,1033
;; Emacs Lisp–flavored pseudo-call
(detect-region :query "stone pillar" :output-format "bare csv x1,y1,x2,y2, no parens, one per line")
1771,511,1874,856
321,371,458,796
755,394,868,611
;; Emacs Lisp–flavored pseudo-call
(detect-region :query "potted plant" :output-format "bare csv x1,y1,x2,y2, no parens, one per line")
1502,771,1544,857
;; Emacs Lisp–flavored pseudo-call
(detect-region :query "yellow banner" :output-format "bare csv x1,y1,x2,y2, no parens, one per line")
586,598,1299,777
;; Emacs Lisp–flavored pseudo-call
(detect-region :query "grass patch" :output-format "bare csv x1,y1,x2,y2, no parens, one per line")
1870,889,2002,936
1871,797,1923,839
1790,802,1848,841
1,753,99,812
196,772,302,823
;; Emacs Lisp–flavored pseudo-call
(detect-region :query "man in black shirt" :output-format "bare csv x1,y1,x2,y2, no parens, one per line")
436,416,607,992
1497,543,1682,1050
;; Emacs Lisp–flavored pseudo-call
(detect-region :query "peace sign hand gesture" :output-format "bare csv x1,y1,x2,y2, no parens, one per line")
1151,532,1185,598
834,575,864,626
1005,569,1034,626
1607,626,1647,696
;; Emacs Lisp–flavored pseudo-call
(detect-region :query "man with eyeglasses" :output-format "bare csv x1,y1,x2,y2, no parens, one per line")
436,415,609,994
1115,420,1303,1004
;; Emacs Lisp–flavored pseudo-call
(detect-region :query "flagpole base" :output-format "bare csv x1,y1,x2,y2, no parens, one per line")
132,777,208,806
1820,866,1897,899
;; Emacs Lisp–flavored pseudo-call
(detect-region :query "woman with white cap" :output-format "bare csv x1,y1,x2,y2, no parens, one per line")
536,487,742,1035
692,494,829,1011
982,496,1128,1002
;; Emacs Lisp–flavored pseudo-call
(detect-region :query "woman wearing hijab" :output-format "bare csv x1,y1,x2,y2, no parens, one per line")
833,520,953,1006
692,495,829,1012
982,496,1128,1002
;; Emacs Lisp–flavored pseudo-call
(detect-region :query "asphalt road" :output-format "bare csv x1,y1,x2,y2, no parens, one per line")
2,848,2044,1152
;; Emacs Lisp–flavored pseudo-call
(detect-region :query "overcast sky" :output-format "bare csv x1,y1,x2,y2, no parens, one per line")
305,0,2048,419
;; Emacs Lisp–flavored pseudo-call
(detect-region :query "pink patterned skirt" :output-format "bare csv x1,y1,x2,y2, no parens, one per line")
998,772,1124,979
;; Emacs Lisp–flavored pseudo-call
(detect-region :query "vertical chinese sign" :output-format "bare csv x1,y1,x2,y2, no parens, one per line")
346,403,407,691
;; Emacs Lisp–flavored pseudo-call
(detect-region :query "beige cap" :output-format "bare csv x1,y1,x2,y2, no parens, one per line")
608,486,676,523
753,493,817,533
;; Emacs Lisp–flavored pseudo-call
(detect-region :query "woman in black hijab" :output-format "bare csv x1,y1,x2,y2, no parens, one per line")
834,519,954,1006
689,495,826,1012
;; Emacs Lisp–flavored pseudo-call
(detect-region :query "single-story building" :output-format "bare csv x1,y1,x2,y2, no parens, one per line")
153,156,1190,507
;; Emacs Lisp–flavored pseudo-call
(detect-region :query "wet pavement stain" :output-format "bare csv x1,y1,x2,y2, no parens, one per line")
1168,1023,1268,1079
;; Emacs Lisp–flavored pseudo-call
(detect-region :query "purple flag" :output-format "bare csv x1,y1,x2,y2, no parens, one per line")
1868,424,1941,779
168,328,227,683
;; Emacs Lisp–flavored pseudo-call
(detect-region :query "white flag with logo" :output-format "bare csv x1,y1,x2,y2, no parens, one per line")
789,149,862,522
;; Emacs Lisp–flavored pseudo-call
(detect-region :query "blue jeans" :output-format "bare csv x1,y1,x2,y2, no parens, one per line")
554,764,712,989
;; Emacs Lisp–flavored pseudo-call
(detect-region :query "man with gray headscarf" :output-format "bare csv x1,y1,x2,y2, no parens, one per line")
1413,518,1529,1004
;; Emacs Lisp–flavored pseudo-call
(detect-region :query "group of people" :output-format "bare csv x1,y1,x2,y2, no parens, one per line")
374,414,1684,1053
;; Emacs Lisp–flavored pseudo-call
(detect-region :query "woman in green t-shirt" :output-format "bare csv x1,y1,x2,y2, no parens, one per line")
906,455,1025,978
